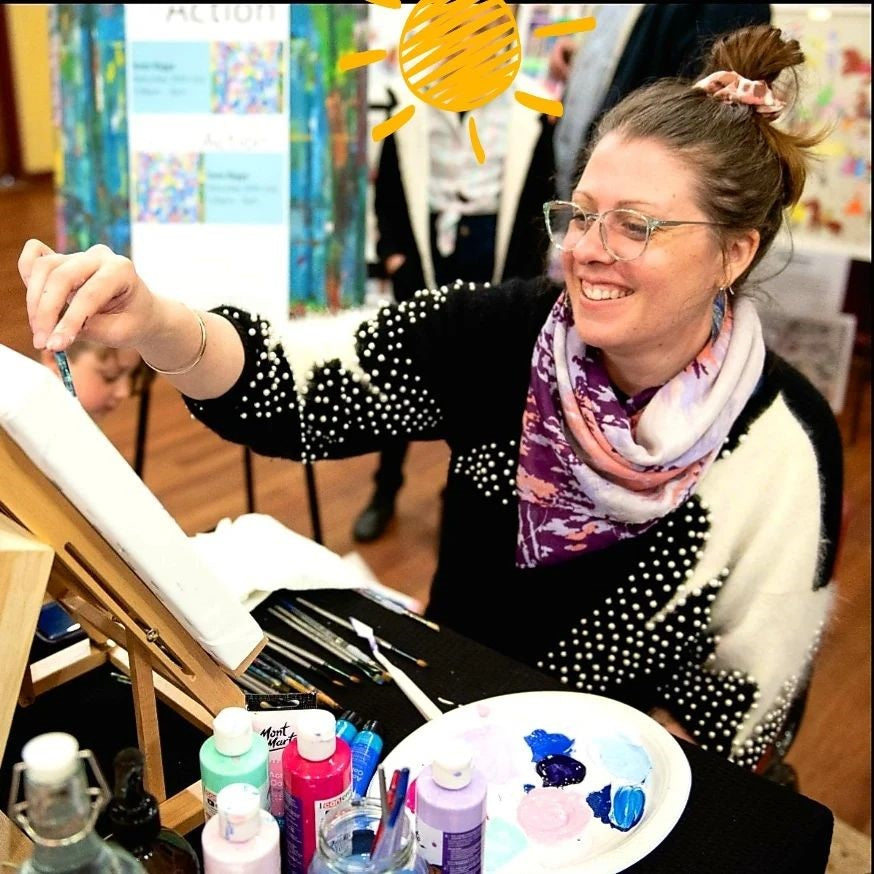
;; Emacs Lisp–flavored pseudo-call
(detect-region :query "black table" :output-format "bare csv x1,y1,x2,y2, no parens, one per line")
253,588,834,874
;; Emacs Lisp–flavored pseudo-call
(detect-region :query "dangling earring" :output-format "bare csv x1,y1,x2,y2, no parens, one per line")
711,286,730,339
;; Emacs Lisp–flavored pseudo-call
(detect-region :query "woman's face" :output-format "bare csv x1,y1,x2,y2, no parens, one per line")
68,348,142,420
562,133,755,391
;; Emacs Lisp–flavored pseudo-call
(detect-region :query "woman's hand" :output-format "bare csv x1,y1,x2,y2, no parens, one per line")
18,238,246,400
19,239,157,352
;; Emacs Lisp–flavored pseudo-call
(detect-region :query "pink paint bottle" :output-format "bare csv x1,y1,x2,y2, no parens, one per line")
201,782,281,873
282,709,352,874
414,738,487,873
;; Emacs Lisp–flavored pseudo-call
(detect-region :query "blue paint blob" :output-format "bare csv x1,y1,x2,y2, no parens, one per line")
596,737,652,784
587,784,613,825
536,753,587,788
524,728,575,762
610,785,646,832
523,783,536,793
484,817,528,873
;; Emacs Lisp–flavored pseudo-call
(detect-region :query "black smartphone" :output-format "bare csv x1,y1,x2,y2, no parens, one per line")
35,601,82,644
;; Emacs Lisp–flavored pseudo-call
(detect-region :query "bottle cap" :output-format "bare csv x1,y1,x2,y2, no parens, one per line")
213,707,254,757
297,710,337,762
337,710,361,728
21,732,80,785
216,783,262,843
431,738,474,790
104,748,161,851
358,720,383,738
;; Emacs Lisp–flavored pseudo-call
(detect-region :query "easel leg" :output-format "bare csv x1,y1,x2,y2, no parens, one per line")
0,516,54,765
127,631,167,802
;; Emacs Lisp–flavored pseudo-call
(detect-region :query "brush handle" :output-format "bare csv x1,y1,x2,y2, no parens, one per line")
372,650,443,721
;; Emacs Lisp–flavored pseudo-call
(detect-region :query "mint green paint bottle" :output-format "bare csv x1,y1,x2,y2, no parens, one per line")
199,706,269,821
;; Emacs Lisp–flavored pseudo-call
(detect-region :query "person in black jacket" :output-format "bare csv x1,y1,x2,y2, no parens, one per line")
353,84,559,542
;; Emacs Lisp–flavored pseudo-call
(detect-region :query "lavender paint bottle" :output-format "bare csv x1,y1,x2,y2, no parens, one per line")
414,739,487,873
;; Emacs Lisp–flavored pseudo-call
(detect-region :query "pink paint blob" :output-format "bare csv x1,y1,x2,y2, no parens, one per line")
477,703,491,718
516,787,592,844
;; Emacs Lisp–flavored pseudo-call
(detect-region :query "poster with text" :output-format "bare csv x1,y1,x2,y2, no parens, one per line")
51,4,367,326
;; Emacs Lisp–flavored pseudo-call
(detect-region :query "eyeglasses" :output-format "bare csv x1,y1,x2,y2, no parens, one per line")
543,201,726,262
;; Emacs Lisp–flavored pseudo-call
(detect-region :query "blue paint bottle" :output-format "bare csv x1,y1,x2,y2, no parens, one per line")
335,710,361,747
349,720,384,796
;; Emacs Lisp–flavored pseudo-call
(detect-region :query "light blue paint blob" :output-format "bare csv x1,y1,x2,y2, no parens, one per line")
610,784,646,832
596,736,652,783
587,784,612,825
484,817,528,872
524,728,575,762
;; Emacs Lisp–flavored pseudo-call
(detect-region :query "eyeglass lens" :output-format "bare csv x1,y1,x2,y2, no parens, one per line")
546,205,650,260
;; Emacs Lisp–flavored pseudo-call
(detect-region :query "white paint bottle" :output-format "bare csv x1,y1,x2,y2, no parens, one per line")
414,739,487,873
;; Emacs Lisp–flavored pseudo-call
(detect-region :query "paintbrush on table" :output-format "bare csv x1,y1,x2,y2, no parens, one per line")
357,587,441,632
295,597,428,667
350,618,443,721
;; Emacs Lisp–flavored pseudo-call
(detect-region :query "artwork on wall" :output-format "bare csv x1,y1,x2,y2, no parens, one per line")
289,5,368,316
49,4,367,327
50,5,130,257
772,5,871,259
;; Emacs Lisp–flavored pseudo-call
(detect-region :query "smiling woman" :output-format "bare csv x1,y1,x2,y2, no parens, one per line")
16,24,842,780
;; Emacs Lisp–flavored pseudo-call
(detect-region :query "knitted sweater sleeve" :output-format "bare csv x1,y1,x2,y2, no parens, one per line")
181,279,551,461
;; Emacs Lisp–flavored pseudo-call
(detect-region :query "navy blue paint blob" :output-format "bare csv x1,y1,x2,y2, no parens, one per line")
587,784,613,825
523,783,536,793
524,729,575,762
536,753,586,788
610,785,646,832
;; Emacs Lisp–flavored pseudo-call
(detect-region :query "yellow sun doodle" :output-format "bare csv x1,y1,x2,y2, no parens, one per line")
340,0,596,164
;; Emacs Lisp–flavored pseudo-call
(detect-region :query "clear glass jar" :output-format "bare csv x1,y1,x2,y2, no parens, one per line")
307,798,428,874
9,733,145,874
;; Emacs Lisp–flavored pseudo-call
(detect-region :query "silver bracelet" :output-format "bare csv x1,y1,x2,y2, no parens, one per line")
142,309,207,375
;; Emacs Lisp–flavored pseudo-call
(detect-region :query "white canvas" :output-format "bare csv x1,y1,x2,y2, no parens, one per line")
0,343,264,670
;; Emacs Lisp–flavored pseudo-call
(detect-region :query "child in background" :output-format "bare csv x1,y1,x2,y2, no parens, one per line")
40,339,145,420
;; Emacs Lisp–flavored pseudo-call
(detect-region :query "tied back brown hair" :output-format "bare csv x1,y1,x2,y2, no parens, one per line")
577,24,830,290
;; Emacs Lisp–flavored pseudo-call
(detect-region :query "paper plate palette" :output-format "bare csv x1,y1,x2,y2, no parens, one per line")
369,691,692,873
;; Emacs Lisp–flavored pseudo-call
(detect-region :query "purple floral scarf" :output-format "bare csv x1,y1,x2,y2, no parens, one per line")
515,291,765,568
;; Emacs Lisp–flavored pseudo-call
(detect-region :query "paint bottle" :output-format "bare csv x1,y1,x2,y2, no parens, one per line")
282,709,352,874
105,747,200,872
335,710,362,747
414,738,487,874
201,782,281,873
200,707,269,821
350,720,384,797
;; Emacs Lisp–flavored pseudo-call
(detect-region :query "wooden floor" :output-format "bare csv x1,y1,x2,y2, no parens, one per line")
1,175,870,837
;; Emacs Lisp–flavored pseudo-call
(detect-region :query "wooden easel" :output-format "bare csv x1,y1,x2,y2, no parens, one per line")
0,425,266,859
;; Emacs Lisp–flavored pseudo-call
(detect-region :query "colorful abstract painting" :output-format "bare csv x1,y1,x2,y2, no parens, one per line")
289,5,368,315
773,6,871,257
51,4,130,256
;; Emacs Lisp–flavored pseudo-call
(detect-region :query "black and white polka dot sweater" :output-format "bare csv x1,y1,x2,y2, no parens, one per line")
185,275,844,769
